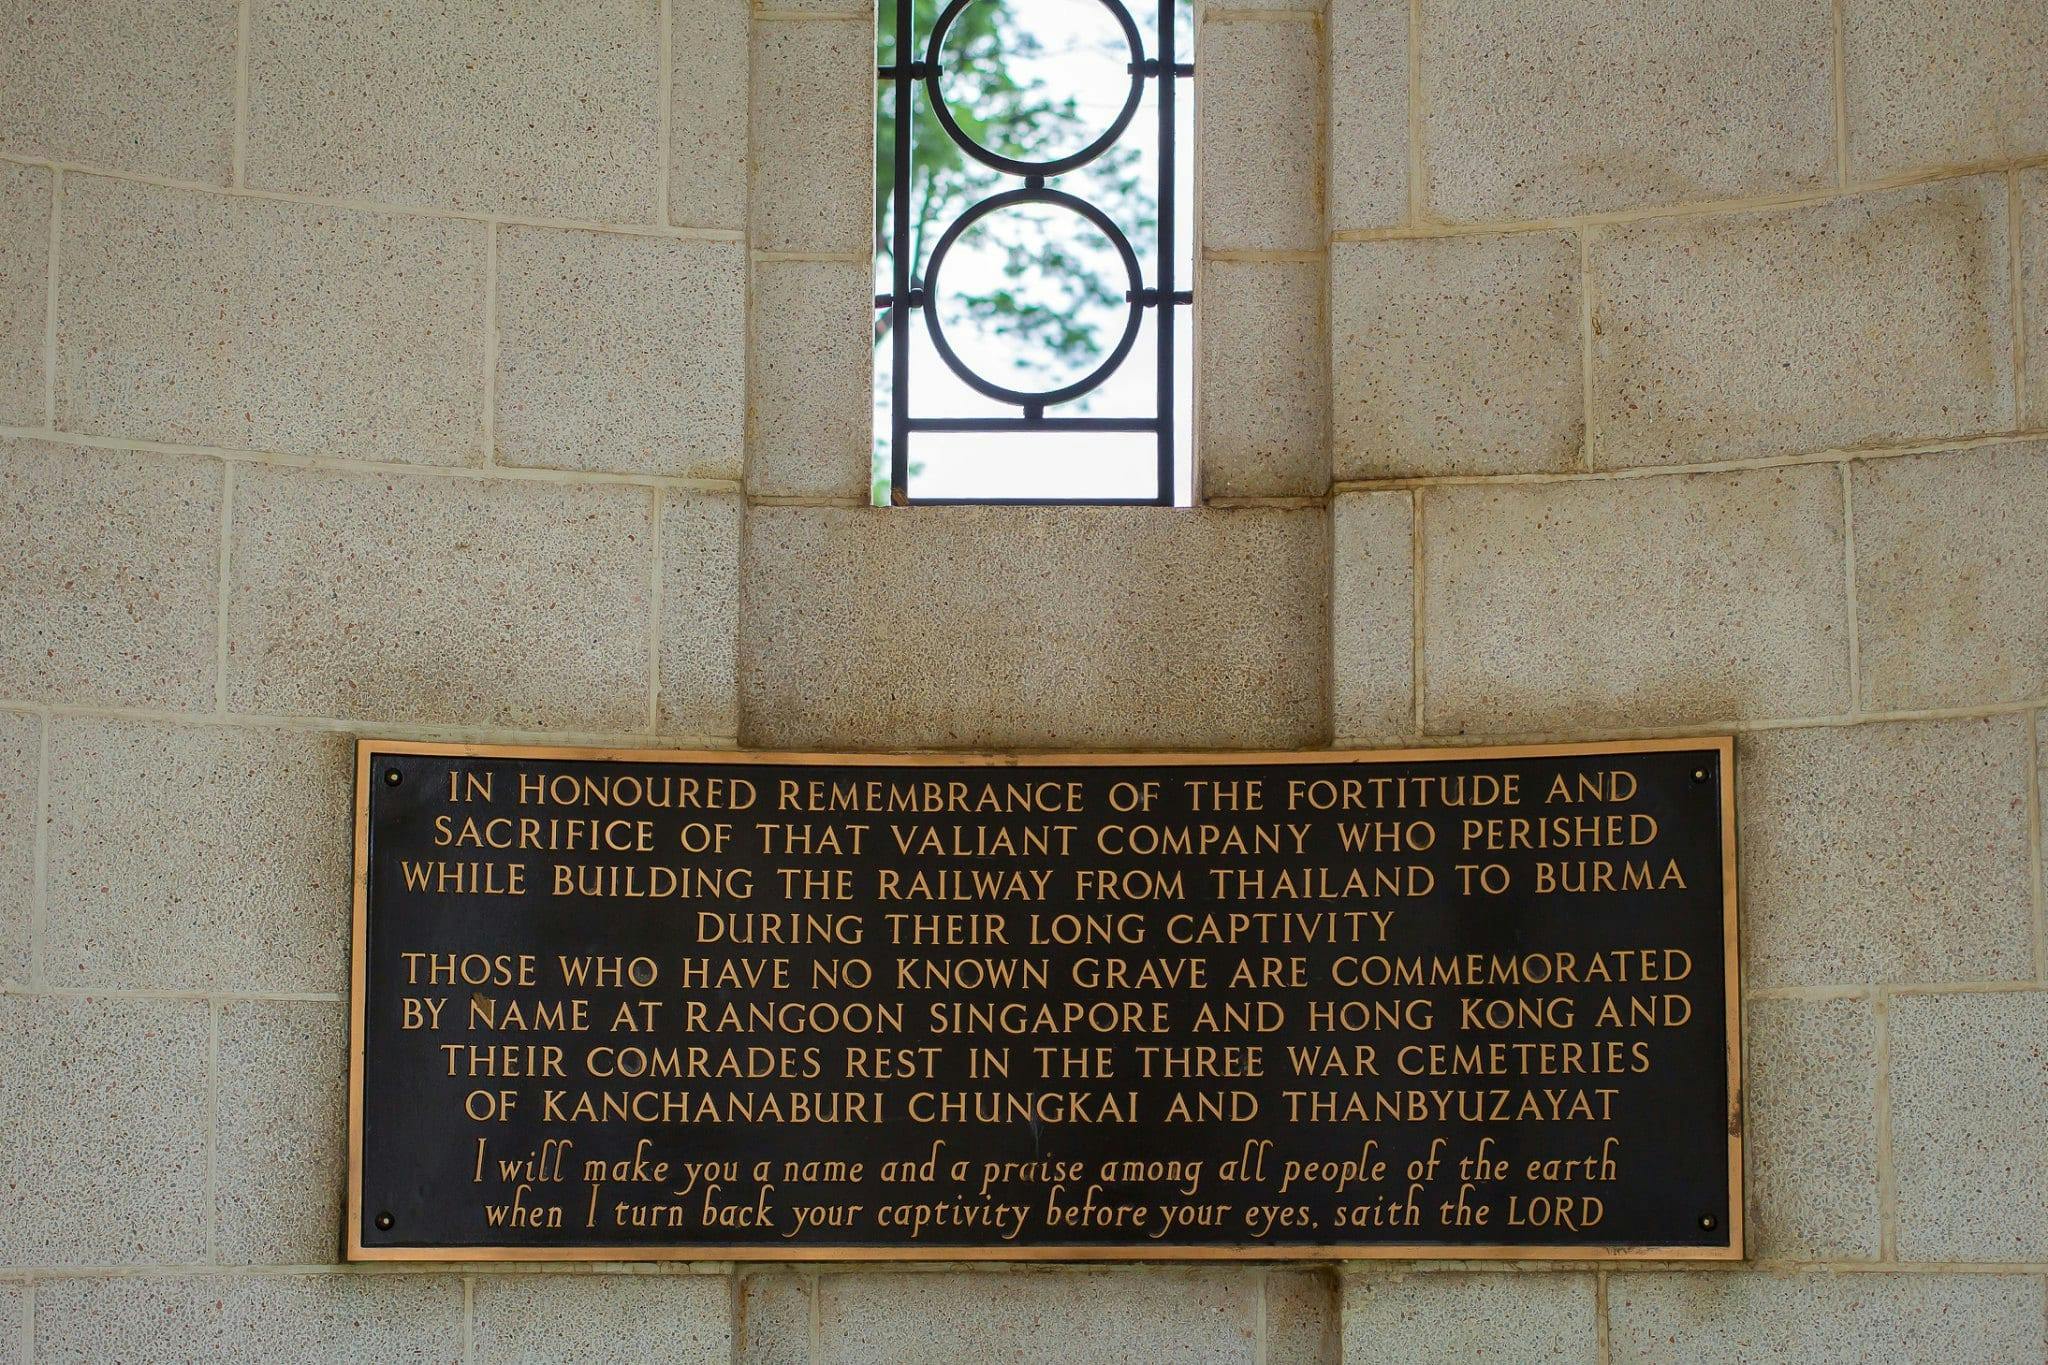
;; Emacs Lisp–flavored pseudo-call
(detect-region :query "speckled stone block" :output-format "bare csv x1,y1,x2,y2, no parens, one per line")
496,228,744,480
0,162,47,426
816,1270,1258,1363
1844,0,2048,180
1328,0,1409,231
472,1274,730,1363
740,506,1329,750
759,0,874,13
670,0,750,229
0,0,236,182
751,19,873,254
216,1000,345,1264
0,994,209,1266
1608,1271,2046,1362
2025,171,2047,428
0,1283,18,1363
226,465,651,730
1342,1272,1595,1362
0,437,221,711
748,259,875,500
1419,0,1833,222
1891,990,2048,1261
44,719,353,992
1744,996,1879,1260
1200,18,1323,253
1589,179,2012,469
246,0,661,221
659,492,743,738
1200,260,1327,498
0,710,34,988
737,1272,810,1365
1266,1270,1337,1365
1331,491,1413,741
33,1274,466,1364
1419,465,1847,734
1853,442,2048,710
1333,233,1582,479
1740,715,2034,986
58,176,487,466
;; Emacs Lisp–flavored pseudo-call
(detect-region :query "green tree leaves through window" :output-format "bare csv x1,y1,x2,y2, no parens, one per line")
874,0,1185,502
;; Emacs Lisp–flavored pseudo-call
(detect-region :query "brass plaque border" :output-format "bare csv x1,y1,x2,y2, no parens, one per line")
347,735,1742,1263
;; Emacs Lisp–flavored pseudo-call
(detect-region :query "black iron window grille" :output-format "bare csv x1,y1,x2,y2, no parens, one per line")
877,0,1193,505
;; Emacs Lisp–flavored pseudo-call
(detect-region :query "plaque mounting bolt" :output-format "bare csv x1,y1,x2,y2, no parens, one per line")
1690,767,1709,783
1698,1213,1718,1231
375,1212,395,1231
384,768,402,787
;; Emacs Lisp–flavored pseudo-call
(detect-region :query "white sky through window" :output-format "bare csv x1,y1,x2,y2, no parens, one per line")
876,0,1196,504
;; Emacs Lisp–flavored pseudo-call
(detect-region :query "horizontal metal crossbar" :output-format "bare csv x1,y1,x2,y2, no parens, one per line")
906,417,1162,433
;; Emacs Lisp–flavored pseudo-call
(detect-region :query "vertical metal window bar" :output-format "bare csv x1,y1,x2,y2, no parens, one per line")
878,0,1193,505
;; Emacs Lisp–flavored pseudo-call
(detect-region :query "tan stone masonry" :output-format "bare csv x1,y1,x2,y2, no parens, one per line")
0,0,2044,1358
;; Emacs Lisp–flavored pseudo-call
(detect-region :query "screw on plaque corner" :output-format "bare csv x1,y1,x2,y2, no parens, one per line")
375,1212,395,1231
1691,767,1710,783
384,768,402,787
1698,1213,1718,1231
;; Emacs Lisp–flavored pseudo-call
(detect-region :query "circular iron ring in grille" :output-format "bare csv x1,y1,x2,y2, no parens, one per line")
923,0,1145,178
922,186,1145,409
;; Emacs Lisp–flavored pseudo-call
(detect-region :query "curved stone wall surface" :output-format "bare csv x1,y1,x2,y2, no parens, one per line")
0,0,2043,1358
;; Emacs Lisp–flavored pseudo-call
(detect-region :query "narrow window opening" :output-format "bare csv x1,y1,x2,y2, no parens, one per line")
875,0,1196,505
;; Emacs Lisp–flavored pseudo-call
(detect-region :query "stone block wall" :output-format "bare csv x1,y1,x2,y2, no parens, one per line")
0,0,2042,1359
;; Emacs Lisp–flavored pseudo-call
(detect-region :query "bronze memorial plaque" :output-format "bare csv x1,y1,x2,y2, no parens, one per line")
347,738,1741,1261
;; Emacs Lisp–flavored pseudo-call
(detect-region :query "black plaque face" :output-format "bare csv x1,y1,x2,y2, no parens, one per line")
348,740,1740,1261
